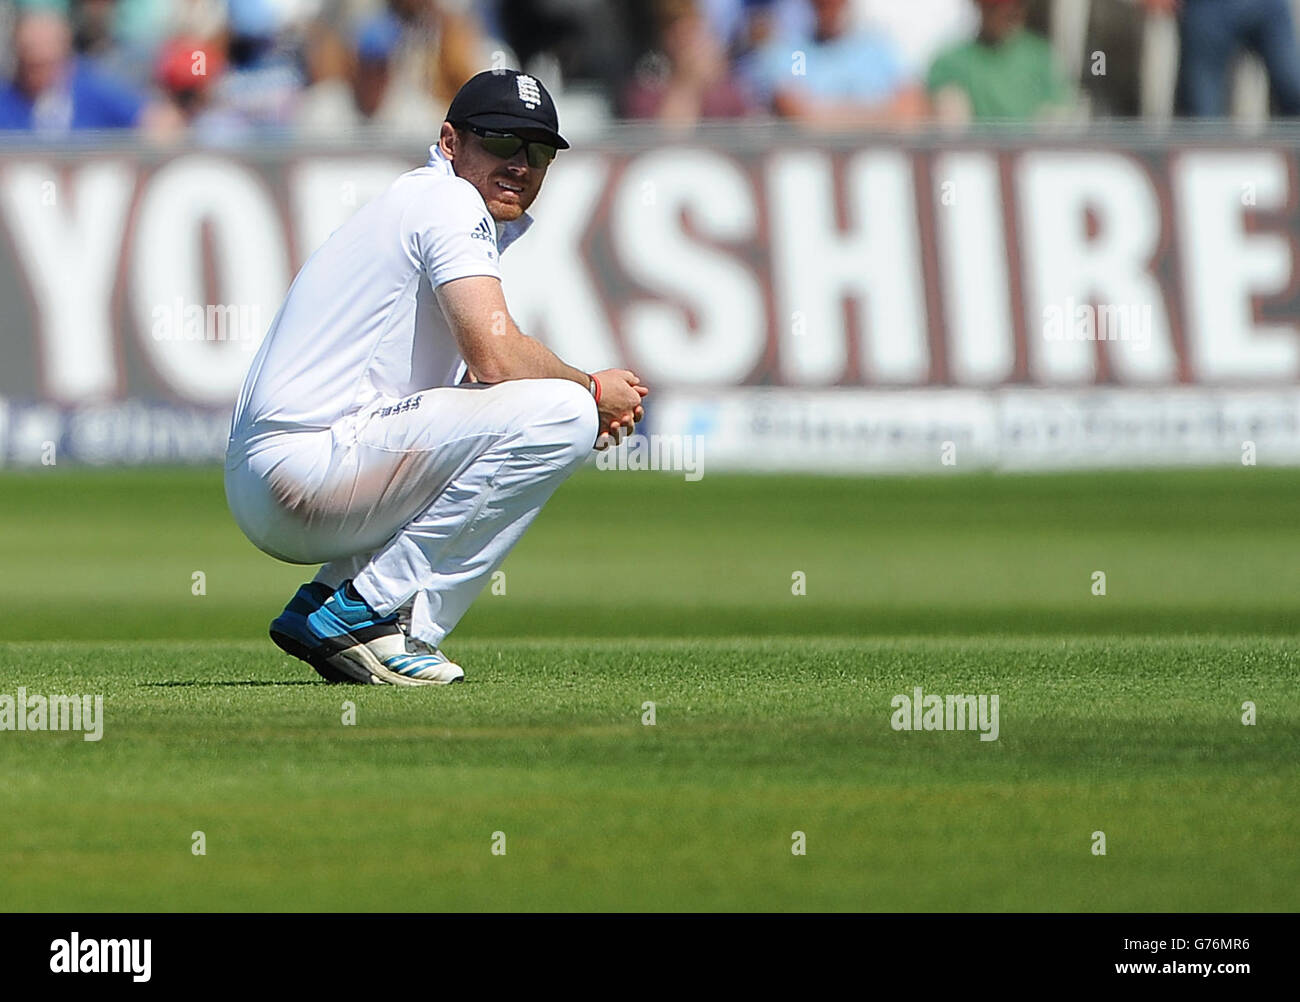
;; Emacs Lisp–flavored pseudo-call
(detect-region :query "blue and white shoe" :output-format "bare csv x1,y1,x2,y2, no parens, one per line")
272,581,464,687
269,582,364,684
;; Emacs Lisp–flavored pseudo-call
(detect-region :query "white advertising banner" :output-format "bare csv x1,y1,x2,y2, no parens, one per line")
0,131,1296,470
648,388,1300,473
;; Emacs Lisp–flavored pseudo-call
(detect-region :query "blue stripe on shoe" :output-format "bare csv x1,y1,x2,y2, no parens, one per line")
306,585,399,641
273,595,388,655
392,654,454,677
386,654,431,676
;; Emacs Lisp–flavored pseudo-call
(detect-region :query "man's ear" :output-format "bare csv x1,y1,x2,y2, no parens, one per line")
438,121,458,160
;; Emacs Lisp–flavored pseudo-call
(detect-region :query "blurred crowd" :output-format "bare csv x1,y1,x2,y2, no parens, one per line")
1,0,1300,141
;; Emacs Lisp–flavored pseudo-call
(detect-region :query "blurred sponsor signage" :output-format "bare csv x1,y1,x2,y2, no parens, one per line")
0,135,1295,468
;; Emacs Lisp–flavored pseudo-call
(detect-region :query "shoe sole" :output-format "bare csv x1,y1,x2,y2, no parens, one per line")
278,622,462,687
272,627,464,686
273,598,464,687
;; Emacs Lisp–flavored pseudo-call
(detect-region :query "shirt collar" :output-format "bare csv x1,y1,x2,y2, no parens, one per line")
426,144,534,254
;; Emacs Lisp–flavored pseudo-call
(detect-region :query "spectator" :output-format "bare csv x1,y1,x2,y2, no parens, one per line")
927,0,1073,123
72,0,191,92
385,0,487,122
0,6,147,131
293,18,354,135
296,10,443,139
495,0,636,103
155,35,224,127
731,0,781,83
623,0,755,122
746,0,925,127
202,0,302,132
1144,0,1300,117
70,0,117,59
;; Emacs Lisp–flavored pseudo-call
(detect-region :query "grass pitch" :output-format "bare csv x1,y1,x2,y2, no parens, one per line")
0,467,1297,911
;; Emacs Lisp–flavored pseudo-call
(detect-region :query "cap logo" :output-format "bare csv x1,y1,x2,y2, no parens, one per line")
516,75,541,110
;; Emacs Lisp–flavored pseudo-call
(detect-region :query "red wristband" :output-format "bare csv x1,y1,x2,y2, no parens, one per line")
588,373,601,404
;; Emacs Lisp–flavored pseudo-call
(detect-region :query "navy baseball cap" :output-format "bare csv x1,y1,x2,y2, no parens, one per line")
446,69,570,150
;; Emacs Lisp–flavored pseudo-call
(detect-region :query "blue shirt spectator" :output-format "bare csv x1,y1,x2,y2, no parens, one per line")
741,0,923,125
0,56,143,129
0,9,144,132
748,25,906,104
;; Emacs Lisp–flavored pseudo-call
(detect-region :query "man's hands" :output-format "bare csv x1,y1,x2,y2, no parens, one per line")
591,369,648,449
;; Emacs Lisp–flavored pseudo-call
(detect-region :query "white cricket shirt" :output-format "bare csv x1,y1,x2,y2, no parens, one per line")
227,145,532,459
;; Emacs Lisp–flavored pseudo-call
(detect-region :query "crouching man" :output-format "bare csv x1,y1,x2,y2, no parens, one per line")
224,70,646,685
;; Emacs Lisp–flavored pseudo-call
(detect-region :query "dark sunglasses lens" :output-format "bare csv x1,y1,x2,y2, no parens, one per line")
527,143,557,168
479,135,524,159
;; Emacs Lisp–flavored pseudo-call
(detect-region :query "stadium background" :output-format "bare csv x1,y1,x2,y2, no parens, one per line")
0,0,1298,473
1,0,1298,914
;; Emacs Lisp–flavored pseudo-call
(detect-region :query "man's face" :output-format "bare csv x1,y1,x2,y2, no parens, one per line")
15,13,72,99
811,0,850,38
978,0,1026,43
439,122,549,223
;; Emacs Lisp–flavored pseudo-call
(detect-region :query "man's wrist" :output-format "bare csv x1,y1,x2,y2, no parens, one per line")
587,372,601,404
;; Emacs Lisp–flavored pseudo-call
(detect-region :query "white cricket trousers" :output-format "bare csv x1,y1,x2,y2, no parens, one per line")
224,379,598,646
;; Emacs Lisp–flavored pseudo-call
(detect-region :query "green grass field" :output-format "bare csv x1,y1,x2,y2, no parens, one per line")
1,466,1297,911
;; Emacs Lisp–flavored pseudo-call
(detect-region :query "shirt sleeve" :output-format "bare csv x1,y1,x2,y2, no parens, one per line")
866,37,907,97
746,42,786,103
406,177,502,289
926,47,960,96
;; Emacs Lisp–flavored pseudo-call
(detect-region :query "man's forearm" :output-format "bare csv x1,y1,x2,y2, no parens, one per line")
471,331,590,389
437,276,592,389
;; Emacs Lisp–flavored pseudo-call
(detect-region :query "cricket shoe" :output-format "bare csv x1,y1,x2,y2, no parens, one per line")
275,581,462,687
269,582,370,684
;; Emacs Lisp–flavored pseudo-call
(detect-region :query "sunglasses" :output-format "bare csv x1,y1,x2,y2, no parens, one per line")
461,124,557,169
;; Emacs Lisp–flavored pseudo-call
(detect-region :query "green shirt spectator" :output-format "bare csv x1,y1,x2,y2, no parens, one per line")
927,2,1072,122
